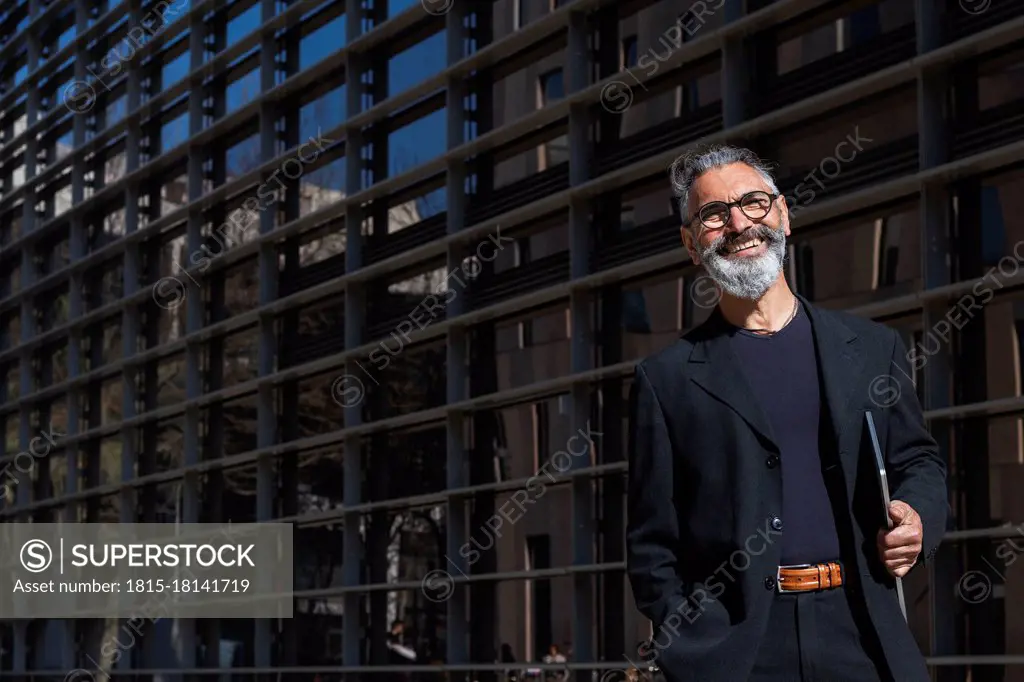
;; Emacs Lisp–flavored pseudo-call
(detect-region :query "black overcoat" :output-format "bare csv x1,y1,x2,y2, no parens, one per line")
626,296,949,682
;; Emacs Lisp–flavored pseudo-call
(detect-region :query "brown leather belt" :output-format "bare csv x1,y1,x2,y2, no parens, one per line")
777,561,843,593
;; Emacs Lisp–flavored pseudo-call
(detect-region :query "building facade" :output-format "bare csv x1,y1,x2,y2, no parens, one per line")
0,0,1023,679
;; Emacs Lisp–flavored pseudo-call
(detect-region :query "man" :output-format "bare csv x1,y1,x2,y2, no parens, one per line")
387,619,417,682
626,144,949,682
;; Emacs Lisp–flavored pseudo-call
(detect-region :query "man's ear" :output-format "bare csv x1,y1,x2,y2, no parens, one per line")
778,195,792,237
680,226,700,265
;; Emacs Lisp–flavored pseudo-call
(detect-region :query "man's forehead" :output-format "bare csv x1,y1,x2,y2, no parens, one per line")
691,164,767,200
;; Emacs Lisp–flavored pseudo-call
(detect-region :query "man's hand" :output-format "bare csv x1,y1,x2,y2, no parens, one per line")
876,500,923,578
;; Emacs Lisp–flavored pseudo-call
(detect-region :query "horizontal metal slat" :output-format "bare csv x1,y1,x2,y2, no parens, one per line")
283,330,346,369
594,108,722,176
953,103,1024,159
472,260,569,305
778,136,919,199
367,316,416,340
753,25,916,115
822,153,919,195
469,252,571,309
368,301,418,325
596,218,680,271
364,295,442,338
947,0,1024,43
466,164,571,225
281,252,347,297
470,270,569,309
366,213,449,264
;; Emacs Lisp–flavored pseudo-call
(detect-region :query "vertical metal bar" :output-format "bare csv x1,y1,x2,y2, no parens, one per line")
167,2,210,673
13,6,42,673
61,0,93,665
343,1,367,675
251,0,282,671
914,0,956,676
720,0,747,128
444,1,470,667
567,7,595,664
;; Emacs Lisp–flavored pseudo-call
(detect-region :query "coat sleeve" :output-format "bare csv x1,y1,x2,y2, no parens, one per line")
627,364,687,627
884,329,950,566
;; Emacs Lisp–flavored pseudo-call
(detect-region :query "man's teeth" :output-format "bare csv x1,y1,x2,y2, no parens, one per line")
725,238,762,254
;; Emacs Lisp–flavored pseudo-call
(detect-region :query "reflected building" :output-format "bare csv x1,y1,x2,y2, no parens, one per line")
0,0,1023,680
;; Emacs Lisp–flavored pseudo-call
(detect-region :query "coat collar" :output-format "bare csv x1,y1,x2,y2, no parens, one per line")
686,294,863,452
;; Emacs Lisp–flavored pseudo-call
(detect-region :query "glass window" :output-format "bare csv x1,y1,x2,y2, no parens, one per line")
620,207,651,334
878,218,902,287
540,69,564,102
777,0,911,76
622,36,638,69
978,169,1024,265
495,303,571,389
792,206,920,307
981,185,1008,266
845,5,881,45
772,86,916,179
539,69,567,167
972,300,1024,404
678,8,723,109
978,51,1024,112
621,274,690,361
794,242,815,299
526,534,553,658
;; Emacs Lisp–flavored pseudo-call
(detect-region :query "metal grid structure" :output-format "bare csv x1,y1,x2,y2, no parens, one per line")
0,0,1023,678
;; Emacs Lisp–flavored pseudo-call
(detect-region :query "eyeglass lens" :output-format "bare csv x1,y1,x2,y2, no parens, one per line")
699,192,773,228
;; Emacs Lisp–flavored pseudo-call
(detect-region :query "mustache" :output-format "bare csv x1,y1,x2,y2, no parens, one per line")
705,224,783,256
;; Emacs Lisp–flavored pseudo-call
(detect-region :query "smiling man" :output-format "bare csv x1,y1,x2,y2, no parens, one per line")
625,144,949,682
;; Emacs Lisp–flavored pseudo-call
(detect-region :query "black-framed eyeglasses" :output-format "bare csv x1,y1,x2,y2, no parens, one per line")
685,191,780,233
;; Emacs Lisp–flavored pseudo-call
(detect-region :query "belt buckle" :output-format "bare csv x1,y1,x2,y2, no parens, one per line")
776,563,814,594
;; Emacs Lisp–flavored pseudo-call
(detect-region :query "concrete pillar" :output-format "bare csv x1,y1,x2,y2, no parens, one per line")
567,7,596,664
343,1,368,677
444,0,470,667
914,0,956,676
720,0,748,128
13,6,42,674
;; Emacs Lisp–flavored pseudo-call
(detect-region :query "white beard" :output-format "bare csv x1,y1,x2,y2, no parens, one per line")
699,225,787,301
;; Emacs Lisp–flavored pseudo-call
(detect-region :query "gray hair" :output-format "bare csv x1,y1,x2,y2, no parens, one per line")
669,144,780,225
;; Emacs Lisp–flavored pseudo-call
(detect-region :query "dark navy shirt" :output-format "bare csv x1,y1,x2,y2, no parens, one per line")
728,301,841,565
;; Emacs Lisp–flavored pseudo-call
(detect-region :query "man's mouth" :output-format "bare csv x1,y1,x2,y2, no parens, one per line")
721,237,764,255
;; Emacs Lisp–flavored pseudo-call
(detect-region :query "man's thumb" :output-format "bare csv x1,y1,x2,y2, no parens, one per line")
889,500,911,524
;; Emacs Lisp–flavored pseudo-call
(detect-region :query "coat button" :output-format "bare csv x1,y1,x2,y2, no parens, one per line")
771,516,783,531
766,455,779,469
764,576,776,591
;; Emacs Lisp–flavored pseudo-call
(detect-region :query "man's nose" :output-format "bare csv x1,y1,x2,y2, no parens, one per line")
725,205,755,232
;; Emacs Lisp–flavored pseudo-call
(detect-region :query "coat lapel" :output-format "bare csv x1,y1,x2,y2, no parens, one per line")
798,295,864,451
687,309,779,452
685,297,864,457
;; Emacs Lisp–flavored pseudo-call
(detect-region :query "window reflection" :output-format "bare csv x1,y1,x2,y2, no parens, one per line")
776,0,914,75
496,304,572,391
620,207,652,334
877,218,902,287
981,185,1008,266
622,36,638,68
621,275,686,361
539,69,568,168
790,207,920,306
295,523,344,590
771,87,916,177
979,170,1023,266
935,534,1024,660
982,300,1024,403
978,50,1024,111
